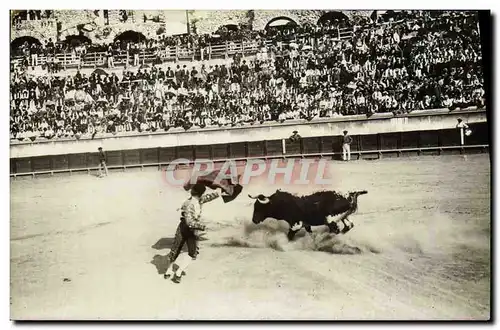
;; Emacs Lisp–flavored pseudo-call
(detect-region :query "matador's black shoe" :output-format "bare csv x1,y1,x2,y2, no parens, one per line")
163,271,185,280
172,274,182,284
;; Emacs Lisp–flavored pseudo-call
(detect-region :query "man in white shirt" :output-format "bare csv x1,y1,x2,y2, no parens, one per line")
456,118,470,146
342,130,353,161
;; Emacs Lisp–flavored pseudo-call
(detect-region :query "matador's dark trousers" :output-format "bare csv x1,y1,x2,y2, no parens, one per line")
167,221,199,262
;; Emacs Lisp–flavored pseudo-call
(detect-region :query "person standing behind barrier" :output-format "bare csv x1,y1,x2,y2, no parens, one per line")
456,118,471,146
98,147,108,177
107,45,114,68
133,44,140,67
342,130,353,161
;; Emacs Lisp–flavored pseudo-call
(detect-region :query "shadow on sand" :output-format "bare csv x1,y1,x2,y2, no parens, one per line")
150,236,209,274
151,254,173,274
151,237,177,250
151,237,177,274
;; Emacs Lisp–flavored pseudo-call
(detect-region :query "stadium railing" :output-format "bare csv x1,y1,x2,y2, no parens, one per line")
10,26,351,70
11,11,476,71
11,41,262,69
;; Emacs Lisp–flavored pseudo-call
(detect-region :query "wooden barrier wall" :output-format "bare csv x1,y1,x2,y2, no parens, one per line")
10,122,490,176
9,109,488,159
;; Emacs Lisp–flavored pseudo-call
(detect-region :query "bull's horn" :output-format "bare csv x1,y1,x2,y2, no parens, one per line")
350,190,368,195
248,194,270,204
257,195,270,204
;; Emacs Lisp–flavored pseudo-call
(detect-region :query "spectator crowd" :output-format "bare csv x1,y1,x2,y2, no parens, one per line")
10,10,486,142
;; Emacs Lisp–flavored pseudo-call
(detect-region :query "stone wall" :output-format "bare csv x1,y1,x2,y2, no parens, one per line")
11,10,170,44
10,19,57,41
253,10,323,30
192,10,374,34
11,9,374,44
191,10,252,34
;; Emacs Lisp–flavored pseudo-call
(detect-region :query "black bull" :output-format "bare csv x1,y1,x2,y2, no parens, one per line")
248,190,368,241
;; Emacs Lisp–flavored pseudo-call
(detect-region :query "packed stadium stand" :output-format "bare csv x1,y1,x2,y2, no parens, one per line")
10,10,485,142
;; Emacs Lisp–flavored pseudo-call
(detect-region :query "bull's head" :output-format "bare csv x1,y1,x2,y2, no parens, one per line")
248,193,272,224
348,190,368,212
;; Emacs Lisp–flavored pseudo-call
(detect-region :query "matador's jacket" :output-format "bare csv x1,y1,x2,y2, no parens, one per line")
167,191,220,262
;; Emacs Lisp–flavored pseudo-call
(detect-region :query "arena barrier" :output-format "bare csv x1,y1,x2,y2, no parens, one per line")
9,122,489,177
9,108,488,158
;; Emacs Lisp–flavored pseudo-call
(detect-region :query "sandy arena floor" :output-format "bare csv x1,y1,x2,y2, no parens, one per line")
10,154,491,320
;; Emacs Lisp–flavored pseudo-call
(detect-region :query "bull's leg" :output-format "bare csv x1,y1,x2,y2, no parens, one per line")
304,225,312,234
341,218,354,234
287,221,303,241
325,216,341,234
336,209,355,234
328,222,340,234
287,229,298,241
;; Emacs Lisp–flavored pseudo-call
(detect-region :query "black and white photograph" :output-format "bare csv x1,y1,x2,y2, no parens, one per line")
8,7,492,321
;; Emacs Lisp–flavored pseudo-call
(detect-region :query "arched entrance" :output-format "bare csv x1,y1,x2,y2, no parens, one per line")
220,24,239,32
213,23,240,40
317,11,351,26
214,23,240,35
11,36,42,56
11,36,42,58
265,16,298,30
63,35,92,47
11,36,41,48
114,30,147,43
370,10,404,23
